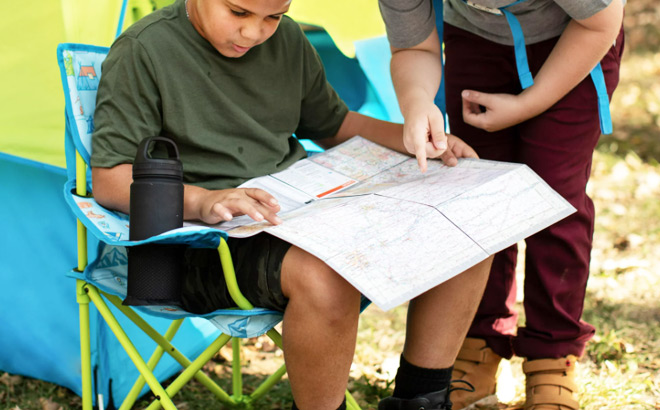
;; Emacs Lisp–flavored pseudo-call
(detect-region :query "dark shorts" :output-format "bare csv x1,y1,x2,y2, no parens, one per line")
180,233,292,314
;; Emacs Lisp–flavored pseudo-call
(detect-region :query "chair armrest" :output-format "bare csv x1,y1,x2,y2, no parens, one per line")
217,238,254,310
63,179,260,309
63,179,226,248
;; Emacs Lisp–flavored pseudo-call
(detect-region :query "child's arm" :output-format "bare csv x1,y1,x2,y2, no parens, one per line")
92,165,282,226
461,0,624,132
388,27,448,172
316,110,478,167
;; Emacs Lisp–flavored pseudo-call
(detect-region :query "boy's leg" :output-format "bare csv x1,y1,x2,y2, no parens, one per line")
512,52,618,410
380,257,493,408
513,25,624,360
444,20,624,410
444,23,522,359
280,245,362,410
403,256,493,368
180,236,359,410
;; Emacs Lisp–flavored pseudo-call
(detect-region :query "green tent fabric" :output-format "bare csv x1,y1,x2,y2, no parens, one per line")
0,0,172,167
287,0,386,58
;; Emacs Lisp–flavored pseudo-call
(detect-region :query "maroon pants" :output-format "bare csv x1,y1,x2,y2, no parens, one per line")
443,23,625,359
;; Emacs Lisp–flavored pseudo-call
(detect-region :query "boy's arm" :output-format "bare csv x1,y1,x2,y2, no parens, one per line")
92,165,282,226
316,110,477,166
317,111,405,152
461,0,624,132
388,27,448,172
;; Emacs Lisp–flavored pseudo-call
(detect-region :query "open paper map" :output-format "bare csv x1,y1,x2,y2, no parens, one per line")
190,136,576,311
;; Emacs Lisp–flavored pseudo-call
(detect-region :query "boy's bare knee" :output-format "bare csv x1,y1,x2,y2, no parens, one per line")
282,246,360,321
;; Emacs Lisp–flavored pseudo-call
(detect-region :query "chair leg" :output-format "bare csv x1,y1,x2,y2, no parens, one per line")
232,337,243,398
102,292,235,405
77,280,93,410
144,333,233,410
89,286,362,409
345,390,362,410
248,363,288,403
85,285,178,410
247,328,287,402
119,319,184,410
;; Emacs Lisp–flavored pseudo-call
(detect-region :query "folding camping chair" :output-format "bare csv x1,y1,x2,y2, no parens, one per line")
57,43,364,410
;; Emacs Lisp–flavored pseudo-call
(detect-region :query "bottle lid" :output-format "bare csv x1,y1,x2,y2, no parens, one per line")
133,136,183,179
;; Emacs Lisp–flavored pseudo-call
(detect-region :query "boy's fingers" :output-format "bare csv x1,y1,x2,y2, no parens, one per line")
262,211,283,225
462,96,481,115
211,203,233,222
462,106,484,129
461,143,479,159
232,199,283,225
405,127,429,173
462,90,485,121
236,202,265,222
428,114,447,152
439,148,458,167
415,142,428,173
447,135,479,159
246,188,279,208
462,90,499,130
252,203,283,225
462,90,490,106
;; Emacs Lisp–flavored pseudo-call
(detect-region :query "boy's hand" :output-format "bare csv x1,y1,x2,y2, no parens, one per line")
439,134,479,167
402,101,448,173
461,90,531,132
196,188,282,226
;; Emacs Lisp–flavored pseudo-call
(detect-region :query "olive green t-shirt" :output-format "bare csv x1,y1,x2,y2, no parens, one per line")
91,0,349,190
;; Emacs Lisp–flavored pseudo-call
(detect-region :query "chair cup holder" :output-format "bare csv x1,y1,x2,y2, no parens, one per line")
124,244,186,306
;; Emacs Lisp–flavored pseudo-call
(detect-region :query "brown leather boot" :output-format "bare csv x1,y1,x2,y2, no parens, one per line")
450,338,502,409
523,356,579,410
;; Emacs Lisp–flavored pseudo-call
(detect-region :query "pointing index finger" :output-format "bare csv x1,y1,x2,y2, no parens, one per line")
415,144,428,173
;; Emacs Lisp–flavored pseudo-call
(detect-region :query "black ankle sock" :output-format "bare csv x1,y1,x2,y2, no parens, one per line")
392,354,453,399
291,397,346,410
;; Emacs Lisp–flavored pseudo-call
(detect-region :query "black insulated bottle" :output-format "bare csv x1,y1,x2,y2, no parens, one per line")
124,136,185,306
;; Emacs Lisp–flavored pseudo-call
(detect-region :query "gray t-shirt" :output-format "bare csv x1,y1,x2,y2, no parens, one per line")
379,0,613,47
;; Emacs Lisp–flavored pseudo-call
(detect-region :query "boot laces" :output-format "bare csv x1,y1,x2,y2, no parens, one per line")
448,379,475,394
442,379,476,410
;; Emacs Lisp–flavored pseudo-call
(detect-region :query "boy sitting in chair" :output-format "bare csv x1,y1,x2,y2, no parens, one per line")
91,0,493,409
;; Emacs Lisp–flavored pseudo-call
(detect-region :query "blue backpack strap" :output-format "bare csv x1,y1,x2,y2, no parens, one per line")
116,0,129,38
500,0,534,89
432,0,446,116
493,0,613,134
589,62,613,134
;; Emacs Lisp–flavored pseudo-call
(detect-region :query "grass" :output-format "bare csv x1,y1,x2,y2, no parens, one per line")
2,2,660,409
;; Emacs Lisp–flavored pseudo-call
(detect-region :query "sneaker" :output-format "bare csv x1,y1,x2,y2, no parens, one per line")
378,387,452,410
450,338,502,409
378,381,475,410
523,356,579,410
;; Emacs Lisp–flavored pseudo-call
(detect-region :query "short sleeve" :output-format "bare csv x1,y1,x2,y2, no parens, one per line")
553,0,613,20
378,0,436,48
294,35,349,141
91,36,163,168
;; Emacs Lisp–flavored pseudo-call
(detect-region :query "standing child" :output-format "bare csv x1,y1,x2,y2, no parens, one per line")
90,0,493,409
378,0,624,409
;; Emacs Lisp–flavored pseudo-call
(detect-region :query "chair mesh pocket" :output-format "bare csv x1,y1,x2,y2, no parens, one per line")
124,244,185,306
